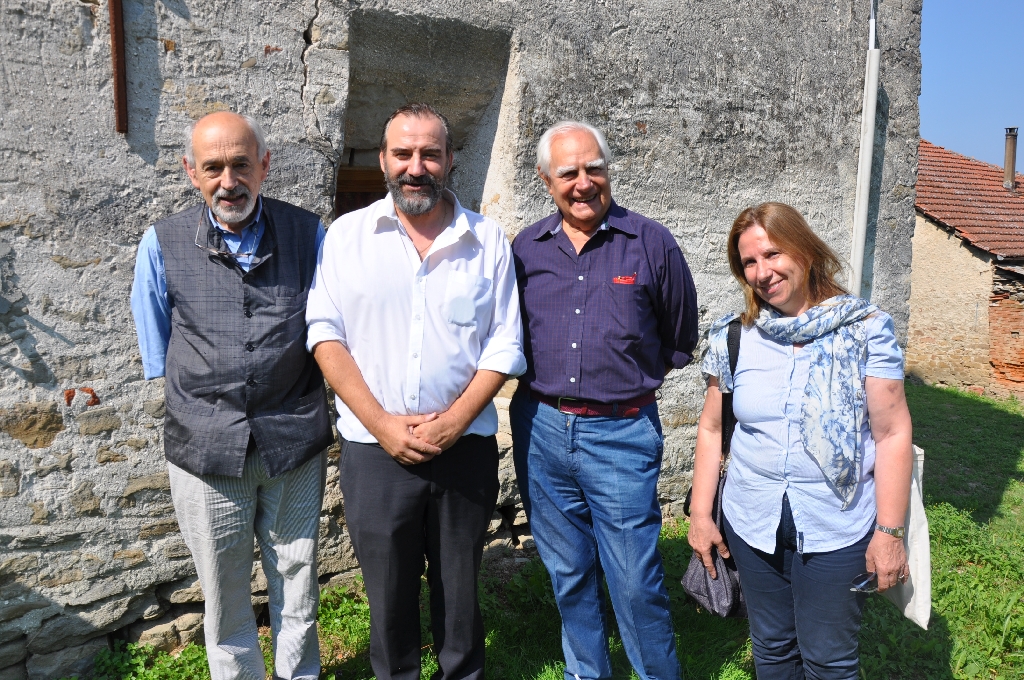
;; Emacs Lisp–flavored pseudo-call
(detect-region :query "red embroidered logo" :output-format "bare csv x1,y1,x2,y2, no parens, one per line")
612,273,636,284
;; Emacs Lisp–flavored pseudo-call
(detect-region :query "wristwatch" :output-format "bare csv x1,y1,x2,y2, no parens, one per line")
875,523,905,538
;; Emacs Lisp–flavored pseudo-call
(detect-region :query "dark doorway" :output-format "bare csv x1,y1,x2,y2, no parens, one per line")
334,165,387,218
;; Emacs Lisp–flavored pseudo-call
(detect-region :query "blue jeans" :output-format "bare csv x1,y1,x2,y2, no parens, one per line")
510,391,680,680
723,495,871,680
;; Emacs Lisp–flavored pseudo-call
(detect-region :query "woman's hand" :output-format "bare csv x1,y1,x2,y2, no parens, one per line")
864,376,913,592
865,531,908,592
688,514,730,579
689,378,728,578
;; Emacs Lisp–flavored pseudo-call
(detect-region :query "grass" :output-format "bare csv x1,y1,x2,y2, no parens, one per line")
75,384,1024,679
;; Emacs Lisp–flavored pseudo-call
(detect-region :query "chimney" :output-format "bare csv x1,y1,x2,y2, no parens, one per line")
1006,127,1018,190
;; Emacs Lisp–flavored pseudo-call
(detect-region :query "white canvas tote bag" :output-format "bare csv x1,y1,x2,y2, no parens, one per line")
882,445,931,629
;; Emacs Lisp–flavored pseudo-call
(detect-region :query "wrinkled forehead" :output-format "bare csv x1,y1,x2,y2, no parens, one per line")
385,113,447,150
193,122,259,161
549,129,604,166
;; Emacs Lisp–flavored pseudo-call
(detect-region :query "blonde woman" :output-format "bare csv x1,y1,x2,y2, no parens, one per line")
688,203,913,679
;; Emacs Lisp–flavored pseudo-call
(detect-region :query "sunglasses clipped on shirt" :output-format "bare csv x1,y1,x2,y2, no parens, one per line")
194,217,253,260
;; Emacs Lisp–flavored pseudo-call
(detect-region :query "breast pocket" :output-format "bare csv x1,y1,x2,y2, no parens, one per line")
444,270,493,328
603,281,643,341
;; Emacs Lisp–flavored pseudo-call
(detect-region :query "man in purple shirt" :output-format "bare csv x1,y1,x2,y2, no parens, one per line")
510,121,697,680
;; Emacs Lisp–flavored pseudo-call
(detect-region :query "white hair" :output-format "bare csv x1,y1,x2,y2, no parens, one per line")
536,120,612,176
185,113,268,166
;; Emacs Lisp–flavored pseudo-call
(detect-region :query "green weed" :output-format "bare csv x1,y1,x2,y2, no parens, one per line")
80,640,211,680
67,384,1024,679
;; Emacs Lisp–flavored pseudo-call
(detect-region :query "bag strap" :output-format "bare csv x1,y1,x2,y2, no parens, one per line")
720,319,742,457
682,318,742,519
711,319,742,527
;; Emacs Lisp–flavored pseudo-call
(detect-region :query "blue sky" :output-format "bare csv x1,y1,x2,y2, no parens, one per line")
919,0,1024,167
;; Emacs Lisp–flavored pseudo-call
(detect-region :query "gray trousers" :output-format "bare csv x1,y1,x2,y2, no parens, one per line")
168,448,326,680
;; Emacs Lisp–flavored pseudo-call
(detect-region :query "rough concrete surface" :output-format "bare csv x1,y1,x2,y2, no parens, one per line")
0,0,920,673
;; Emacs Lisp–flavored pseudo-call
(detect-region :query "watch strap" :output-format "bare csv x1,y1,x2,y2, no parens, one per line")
875,523,906,538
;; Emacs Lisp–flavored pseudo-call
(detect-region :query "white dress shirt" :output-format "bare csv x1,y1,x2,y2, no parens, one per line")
306,191,527,444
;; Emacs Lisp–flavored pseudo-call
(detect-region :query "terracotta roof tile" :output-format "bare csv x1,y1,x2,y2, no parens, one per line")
916,139,1024,258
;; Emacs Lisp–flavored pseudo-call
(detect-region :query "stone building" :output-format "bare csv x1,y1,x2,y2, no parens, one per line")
0,0,921,677
907,139,1024,395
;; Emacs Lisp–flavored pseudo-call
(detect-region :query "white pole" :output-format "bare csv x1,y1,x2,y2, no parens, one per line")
850,3,880,296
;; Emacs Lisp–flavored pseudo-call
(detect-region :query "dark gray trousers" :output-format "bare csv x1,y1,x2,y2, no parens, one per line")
339,435,499,680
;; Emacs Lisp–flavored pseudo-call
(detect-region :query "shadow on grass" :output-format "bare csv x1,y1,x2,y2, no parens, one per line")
906,383,1024,523
324,384,1024,679
480,536,754,680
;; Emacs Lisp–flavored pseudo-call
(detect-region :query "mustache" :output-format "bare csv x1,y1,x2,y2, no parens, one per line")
395,173,442,188
214,186,251,200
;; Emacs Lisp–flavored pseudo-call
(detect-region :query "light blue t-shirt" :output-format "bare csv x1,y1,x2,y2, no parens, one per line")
710,312,904,554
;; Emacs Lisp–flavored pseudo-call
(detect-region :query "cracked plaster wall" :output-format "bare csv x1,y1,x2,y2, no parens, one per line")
0,0,920,676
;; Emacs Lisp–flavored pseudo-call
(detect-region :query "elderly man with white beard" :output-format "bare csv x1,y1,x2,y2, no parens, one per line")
306,102,525,680
131,111,332,680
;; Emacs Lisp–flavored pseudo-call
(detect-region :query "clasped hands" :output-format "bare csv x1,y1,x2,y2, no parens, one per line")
375,411,464,465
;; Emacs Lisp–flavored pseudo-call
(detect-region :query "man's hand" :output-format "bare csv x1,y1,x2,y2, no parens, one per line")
687,514,730,579
865,531,908,592
375,412,442,465
411,411,465,452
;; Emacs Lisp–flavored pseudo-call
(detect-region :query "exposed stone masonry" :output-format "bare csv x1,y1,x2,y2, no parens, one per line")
990,268,1024,391
0,0,921,676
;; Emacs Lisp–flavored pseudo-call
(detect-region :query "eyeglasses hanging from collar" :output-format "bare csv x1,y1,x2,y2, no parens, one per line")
194,215,254,259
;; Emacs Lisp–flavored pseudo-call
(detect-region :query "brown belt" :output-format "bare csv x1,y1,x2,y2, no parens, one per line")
531,390,656,418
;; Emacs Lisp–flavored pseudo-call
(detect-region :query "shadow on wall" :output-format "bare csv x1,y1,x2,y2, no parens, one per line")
0,238,57,387
123,0,192,165
341,11,512,214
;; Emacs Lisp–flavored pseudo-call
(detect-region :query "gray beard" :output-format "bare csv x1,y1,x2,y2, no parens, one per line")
386,170,446,216
211,187,256,225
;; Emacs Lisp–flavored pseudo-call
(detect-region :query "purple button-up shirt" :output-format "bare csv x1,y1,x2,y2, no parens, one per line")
511,201,698,403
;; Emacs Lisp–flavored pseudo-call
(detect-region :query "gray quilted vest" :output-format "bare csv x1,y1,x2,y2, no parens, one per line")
154,197,332,477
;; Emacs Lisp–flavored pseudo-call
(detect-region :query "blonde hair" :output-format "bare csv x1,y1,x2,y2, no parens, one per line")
728,202,848,325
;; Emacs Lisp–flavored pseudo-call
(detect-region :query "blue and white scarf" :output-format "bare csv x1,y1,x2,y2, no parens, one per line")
704,295,878,509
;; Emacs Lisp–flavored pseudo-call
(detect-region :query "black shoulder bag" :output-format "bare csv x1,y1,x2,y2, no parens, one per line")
681,318,746,618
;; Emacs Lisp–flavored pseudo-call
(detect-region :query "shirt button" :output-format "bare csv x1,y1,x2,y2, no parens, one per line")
415,315,421,321
245,343,255,352
246,379,256,387
412,353,418,358
410,395,417,400
575,309,580,314
570,377,576,382
578,276,583,281
244,309,253,318
571,343,577,348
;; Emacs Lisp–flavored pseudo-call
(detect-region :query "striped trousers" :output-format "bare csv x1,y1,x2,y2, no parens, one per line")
168,449,326,680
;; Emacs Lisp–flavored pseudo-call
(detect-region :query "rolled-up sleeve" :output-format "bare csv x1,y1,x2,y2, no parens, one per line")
305,226,348,351
130,227,172,380
476,236,527,377
656,245,699,369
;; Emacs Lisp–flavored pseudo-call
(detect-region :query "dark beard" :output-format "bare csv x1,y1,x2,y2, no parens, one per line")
385,170,446,216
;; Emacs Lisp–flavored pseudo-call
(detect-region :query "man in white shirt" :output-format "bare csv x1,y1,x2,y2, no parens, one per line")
306,103,526,680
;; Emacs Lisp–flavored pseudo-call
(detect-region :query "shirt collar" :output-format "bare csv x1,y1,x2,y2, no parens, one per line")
533,200,633,239
206,195,264,235
374,189,479,245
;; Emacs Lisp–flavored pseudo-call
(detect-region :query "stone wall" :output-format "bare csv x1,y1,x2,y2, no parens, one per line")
990,268,1024,394
1,0,921,677
905,215,994,390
